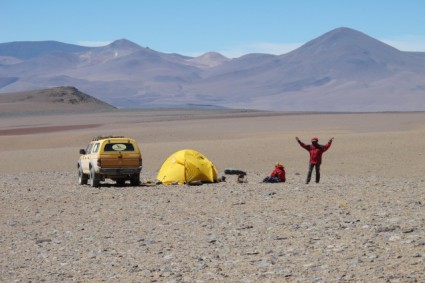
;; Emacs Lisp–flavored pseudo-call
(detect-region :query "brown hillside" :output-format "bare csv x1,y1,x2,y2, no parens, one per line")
0,86,115,114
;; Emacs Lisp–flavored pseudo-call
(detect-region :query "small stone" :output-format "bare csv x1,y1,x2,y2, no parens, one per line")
163,254,173,261
257,260,271,269
376,225,398,233
350,258,363,266
35,239,52,245
388,235,401,242
402,227,415,233
196,259,207,270
369,254,378,260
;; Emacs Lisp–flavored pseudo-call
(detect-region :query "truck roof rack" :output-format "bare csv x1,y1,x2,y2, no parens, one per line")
92,135,125,141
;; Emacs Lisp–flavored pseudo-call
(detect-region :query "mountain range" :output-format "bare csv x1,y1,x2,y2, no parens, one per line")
1,27,424,111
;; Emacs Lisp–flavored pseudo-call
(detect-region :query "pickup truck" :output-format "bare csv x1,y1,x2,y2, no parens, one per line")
78,136,142,187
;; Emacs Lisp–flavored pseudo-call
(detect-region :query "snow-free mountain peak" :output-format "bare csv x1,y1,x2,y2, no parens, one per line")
188,52,230,68
108,39,142,50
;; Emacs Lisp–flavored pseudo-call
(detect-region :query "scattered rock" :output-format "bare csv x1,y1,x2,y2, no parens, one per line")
376,225,399,233
1,171,424,282
402,227,415,233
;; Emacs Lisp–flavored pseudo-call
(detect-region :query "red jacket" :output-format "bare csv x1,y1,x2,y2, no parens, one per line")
298,140,332,164
270,165,286,182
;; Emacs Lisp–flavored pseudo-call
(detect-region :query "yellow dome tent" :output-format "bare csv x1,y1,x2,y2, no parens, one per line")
156,149,218,185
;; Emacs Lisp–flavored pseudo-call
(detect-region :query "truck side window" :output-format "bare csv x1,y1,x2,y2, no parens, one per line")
86,143,93,154
92,143,100,153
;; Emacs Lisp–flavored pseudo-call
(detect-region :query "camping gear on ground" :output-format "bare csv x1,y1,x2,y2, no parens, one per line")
237,174,247,183
224,168,247,175
156,149,218,185
224,168,248,183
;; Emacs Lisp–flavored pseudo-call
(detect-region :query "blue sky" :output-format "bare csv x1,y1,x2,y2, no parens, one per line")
1,0,425,58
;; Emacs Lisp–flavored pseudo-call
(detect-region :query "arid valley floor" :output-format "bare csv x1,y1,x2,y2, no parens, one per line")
1,110,424,282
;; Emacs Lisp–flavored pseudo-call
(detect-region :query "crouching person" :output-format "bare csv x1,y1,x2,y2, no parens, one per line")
263,162,286,183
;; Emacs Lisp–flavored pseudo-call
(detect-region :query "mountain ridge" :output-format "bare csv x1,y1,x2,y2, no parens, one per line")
0,27,424,111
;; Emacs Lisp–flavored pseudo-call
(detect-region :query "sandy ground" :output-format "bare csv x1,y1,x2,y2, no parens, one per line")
1,109,425,282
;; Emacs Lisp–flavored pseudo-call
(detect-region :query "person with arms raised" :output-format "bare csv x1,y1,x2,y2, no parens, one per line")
296,137,333,184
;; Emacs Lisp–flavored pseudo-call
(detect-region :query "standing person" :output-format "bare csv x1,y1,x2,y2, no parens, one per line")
263,162,286,183
296,137,333,184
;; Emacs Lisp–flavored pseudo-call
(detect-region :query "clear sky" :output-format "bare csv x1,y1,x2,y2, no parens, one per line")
1,0,425,58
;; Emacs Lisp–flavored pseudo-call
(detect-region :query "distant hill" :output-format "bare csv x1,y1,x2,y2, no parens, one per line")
0,86,115,114
0,27,424,112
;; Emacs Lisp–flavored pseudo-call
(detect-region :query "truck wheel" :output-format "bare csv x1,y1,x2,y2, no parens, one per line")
78,167,88,185
89,167,100,187
130,174,140,186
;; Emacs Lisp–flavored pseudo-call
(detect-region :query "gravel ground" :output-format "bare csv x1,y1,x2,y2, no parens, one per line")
1,170,424,282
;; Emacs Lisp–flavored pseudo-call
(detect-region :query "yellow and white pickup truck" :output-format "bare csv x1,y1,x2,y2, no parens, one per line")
78,136,142,187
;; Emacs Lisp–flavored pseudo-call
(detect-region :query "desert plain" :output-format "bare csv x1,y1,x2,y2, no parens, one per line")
1,109,424,282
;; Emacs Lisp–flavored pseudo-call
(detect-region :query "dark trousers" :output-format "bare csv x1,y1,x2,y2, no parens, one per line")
263,176,281,183
306,163,321,183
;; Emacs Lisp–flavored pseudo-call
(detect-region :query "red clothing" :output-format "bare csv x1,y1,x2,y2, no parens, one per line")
298,140,332,164
270,165,286,182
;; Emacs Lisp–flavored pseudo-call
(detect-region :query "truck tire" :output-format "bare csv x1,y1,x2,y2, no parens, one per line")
78,167,88,185
89,167,100,187
130,174,140,186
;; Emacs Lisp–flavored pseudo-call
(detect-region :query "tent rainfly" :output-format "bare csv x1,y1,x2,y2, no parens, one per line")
156,149,218,185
